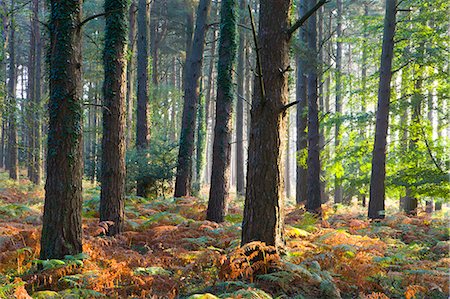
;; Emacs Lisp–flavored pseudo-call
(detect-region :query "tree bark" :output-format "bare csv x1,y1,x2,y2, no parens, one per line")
242,1,291,249
207,0,237,223
136,0,150,196
368,0,397,220
100,0,128,236
296,0,308,205
174,0,211,197
40,0,83,259
306,0,321,213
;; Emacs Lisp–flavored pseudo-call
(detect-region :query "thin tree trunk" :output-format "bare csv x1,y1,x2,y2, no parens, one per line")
334,0,343,203
7,0,18,181
235,0,246,196
40,0,83,259
126,0,136,149
306,0,321,213
207,0,237,223
368,0,397,220
136,0,150,196
33,0,42,184
27,6,36,182
359,3,368,206
285,115,291,199
296,0,308,205
204,25,217,184
174,0,211,197
100,0,128,236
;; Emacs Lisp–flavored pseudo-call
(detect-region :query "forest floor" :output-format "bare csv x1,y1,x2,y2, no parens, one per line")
0,172,448,299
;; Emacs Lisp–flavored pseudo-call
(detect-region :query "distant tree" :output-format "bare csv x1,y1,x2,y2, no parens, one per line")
296,0,308,205
235,0,246,196
7,0,17,181
206,0,237,223
136,0,150,197
368,0,397,220
334,0,343,204
100,0,128,236
40,0,83,259
174,0,211,197
306,0,321,213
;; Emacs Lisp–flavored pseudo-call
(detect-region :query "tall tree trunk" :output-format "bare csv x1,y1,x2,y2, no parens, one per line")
204,25,217,184
306,0,321,213
27,4,36,182
368,0,397,220
7,0,18,181
194,87,206,193
334,0,343,203
33,0,42,184
318,5,325,202
136,0,150,196
0,0,7,170
235,0,246,196
174,0,211,197
359,3,368,206
296,0,308,205
100,0,128,236
126,0,136,149
242,0,291,249
40,0,83,259
206,0,237,223
285,115,291,199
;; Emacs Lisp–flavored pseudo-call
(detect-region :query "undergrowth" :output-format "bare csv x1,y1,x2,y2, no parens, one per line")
0,172,448,298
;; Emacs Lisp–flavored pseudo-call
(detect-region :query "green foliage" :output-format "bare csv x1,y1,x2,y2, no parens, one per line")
133,267,172,276
126,137,178,197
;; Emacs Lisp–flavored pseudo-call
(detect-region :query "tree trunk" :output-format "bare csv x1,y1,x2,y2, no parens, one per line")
296,0,308,205
204,24,217,184
285,115,291,199
100,0,128,236
174,0,211,197
359,3,368,205
306,0,321,213
27,5,36,182
136,0,150,196
206,0,237,223
242,0,291,249
368,0,397,220
32,0,42,184
40,0,83,259
7,0,18,181
126,0,136,149
235,0,246,196
334,0,343,203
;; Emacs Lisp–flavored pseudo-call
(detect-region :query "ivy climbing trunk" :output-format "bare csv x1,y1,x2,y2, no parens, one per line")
100,0,128,236
174,0,211,197
368,0,397,220
40,0,83,259
206,0,237,223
